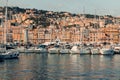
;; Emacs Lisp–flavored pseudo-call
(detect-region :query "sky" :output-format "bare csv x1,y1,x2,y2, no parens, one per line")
0,0,120,16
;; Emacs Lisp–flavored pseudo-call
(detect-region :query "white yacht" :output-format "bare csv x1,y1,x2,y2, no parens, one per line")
48,45,61,54
59,44,71,54
90,47,100,55
0,48,6,53
2,49,19,59
25,47,35,53
70,45,80,54
0,44,6,53
34,44,48,53
100,48,114,55
17,46,25,53
113,44,120,54
80,47,91,55
1,0,20,59
100,45,114,55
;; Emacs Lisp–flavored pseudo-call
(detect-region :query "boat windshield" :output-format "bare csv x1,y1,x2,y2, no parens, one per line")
54,45,60,48
38,45,46,48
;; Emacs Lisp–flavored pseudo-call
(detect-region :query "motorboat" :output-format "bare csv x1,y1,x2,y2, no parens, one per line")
48,45,61,54
34,44,48,53
90,47,100,55
25,47,35,53
59,44,71,54
0,48,6,53
100,48,114,55
113,45,120,54
0,1,19,59
80,47,91,55
70,45,80,54
0,44,6,53
17,46,25,53
100,46,114,55
2,49,19,59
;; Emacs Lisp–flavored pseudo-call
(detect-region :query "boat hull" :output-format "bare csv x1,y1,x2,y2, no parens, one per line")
91,48,100,55
34,48,48,53
2,50,19,59
48,48,60,54
80,48,91,55
60,49,70,54
100,49,114,55
70,46,80,54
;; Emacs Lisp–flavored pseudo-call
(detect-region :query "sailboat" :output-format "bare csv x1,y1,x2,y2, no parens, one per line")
59,43,71,54
90,15,101,55
99,43,114,55
70,45,80,54
99,33,114,55
1,0,19,59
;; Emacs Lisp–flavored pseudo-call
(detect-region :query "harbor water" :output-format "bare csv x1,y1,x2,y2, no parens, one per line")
0,53,120,80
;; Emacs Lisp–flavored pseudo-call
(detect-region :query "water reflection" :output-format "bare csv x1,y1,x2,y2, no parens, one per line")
0,54,120,80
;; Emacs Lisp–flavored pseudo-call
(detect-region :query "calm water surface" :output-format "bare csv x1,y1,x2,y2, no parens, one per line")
0,53,120,80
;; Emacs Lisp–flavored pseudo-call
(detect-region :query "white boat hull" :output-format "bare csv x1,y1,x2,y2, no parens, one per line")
2,50,19,59
17,47,25,53
70,50,80,54
91,48,100,55
25,47,35,53
100,48,114,55
80,48,91,55
70,46,80,54
0,48,6,53
34,48,48,53
114,47,120,54
48,48,60,54
60,49,70,54
25,49,34,53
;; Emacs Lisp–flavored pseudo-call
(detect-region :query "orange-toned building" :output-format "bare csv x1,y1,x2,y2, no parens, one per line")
0,13,120,45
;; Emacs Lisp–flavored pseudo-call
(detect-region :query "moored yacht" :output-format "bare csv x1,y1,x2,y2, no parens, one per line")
113,44,120,54
25,47,35,53
90,47,100,55
100,45,114,55
0,44,6,53
1,0,20,59
34,44,48,53
48,44,61,54
70,45,80,54
59,44,71,54
80,47,91,55
2,49,19,59
100,48,114,55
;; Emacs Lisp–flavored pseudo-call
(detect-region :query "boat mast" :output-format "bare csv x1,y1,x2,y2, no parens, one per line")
4,0,8,45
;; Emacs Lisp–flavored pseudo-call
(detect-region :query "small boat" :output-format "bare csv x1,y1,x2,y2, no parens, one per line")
0,44,6,53
100,48,114,55
114,45,120,54
34,44,48,53
0,0,19,59
48,45,61,54
70,45,80,54
90,47,100,55
59,44,71,54
2,50,19,59
0,48,6,53
17,46,25,53
25,47,35,53
80,47,91,55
